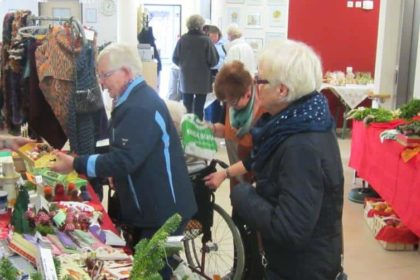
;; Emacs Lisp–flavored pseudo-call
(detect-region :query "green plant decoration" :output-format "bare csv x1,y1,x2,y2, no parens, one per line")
0,257,19,280
346,107,395,124
398,99,420,119
30,272,43,280
129,213,182,280
11,186,31,234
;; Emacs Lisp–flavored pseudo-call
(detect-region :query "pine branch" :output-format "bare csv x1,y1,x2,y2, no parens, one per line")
130,214,182,280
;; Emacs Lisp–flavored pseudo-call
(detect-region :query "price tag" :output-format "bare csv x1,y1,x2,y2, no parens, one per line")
84,28,95,41
53,211,66,227
35,175,43,184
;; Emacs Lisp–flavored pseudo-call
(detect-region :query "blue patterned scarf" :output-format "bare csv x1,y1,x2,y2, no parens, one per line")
251,92,334,172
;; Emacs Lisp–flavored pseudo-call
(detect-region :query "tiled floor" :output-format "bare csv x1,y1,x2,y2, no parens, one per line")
211,138,420,280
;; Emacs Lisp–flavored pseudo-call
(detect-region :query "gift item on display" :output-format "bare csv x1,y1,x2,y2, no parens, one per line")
0,191,7,214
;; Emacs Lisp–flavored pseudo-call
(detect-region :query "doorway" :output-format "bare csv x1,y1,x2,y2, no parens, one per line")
144,4,181,63
143,4,181,98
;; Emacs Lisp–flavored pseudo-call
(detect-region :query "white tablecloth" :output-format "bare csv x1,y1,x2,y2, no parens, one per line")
321,83,374,109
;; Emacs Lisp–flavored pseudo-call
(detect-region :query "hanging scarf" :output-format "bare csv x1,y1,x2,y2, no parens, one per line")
251,91,334,172
229,87,256,138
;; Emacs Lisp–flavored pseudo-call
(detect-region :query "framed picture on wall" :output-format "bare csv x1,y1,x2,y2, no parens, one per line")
246,0,263,5
245,37,264,52
52,8,71,19
269,5,287,27
226,0,245,3
246,12,262,28
267,0,288,5
226,7,241,25
85,8,97,23
265,32,286,45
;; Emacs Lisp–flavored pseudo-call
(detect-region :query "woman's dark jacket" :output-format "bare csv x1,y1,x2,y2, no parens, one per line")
232,128,344,280
172,29,219,95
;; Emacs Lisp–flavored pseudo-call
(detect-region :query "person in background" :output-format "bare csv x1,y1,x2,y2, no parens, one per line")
0,136,33,151
204,60,265,279
172,14,219,120
230,40,344,279
204,24,226,124
225,24,256,75
51,43,197,280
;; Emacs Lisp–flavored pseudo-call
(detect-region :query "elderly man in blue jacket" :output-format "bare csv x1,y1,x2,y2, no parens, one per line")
52,43,197,265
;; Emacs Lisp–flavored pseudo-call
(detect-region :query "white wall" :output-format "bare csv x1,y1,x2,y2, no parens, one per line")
414,27,420,99
373,0,403,108
81,1,117,46
0,0,38,37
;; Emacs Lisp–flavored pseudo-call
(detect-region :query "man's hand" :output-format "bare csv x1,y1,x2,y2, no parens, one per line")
50,151,75,174
204,170,227,190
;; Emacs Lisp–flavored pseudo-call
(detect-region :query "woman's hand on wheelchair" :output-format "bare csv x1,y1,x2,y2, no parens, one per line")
204,170,227,190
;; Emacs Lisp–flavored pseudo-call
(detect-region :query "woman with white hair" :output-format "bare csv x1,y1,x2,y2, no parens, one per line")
230,40,344,279
172,14,219,120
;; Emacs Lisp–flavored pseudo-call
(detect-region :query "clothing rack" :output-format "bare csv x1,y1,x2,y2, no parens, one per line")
19,15,87,45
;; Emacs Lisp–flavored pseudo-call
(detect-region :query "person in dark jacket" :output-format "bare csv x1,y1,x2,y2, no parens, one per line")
51,43,197,278
172,14,219,120
230,40,344,280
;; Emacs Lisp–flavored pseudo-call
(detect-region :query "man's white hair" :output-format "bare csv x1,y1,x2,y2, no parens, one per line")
258,39,323,102
97,43,143,76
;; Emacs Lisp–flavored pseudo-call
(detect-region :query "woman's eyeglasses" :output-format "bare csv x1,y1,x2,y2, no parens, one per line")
254,75,269,85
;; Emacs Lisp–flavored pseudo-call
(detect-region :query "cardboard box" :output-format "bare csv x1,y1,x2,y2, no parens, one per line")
17,143,55,169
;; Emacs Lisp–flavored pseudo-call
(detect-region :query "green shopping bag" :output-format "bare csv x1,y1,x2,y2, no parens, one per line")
181,114,217,160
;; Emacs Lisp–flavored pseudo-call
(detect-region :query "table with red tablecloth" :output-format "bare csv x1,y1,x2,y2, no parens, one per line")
87,185,118,234
349,120,420,237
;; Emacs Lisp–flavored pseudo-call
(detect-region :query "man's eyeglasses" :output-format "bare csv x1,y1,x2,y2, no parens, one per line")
96,69,120,80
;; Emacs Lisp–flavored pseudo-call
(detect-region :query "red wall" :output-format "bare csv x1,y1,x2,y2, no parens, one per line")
288,0,380,74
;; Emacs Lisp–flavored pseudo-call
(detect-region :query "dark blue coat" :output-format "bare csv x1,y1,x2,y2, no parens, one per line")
75,81,197,227
231,129,344,280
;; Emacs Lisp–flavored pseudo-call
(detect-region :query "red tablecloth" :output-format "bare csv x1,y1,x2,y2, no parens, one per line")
87,185,118,234
349,120,420,236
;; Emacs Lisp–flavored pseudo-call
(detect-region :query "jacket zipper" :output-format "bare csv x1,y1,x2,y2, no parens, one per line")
128,174,142,213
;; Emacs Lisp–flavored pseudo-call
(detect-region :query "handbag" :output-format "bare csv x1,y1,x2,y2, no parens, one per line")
74,44,104,114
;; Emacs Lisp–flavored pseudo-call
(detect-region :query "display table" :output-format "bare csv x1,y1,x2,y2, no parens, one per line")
321,83,374,109
321,83,374,138
87,185,118,234
349,120,420,237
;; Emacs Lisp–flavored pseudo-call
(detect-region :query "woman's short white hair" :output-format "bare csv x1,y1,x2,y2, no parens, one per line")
97,43,143,76
226,24,242,40
258,39,323,102
163,99,186,134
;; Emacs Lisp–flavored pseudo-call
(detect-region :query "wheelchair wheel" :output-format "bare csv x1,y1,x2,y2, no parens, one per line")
184,203,245,280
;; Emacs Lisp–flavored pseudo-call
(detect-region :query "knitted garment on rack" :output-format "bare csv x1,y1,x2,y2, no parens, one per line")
35,25,81,136
69,40,106,155
1,11,31,131
26,39,67,149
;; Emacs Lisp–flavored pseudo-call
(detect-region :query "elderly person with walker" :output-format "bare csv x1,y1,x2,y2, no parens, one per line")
52,43,197,280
